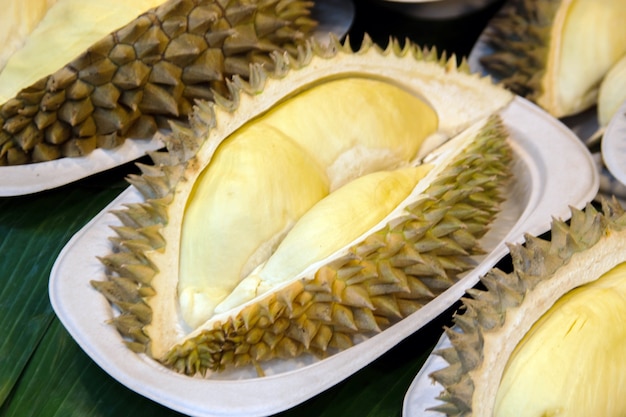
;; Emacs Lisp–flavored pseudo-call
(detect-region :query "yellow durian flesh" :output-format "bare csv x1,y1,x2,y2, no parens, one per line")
178,124,331,329
0,0,163,103
494,262,626,417
177,77,439,329
216,165,434,316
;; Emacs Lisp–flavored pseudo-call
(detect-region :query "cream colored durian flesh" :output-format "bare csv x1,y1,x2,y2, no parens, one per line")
431,199,626,416
480,0,626,118
0,0,162,102
93,39,514,375
598,54,626,127
0,0,316,165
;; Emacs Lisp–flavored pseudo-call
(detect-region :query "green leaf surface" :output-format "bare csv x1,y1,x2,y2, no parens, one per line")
0,176,127,405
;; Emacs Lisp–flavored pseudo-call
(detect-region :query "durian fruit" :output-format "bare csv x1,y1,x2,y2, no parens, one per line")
0,0,316,166
598,53,626,127
479,0,626,118
430,198,626,416
91,37,514,376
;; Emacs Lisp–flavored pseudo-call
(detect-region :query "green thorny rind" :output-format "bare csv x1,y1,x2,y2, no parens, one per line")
429,197,626,416
91,36,509,375
479,0,561,102
0,0,316,165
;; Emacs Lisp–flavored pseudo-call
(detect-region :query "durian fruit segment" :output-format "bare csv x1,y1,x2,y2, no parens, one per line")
430,198,626,416
479,0,626,118
493,262,626,417
92,38,514,376
0,0,316,166
0,0,57,73
598,54,626,127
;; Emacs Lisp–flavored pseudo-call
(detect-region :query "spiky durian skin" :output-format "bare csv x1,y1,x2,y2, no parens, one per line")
91,36,515,377
429,198,626,416
0,0,315,166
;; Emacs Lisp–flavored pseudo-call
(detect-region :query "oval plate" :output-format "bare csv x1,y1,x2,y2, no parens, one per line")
50,97,598,417
0,0,355,197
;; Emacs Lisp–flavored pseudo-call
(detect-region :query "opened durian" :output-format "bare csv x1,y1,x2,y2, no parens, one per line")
91,38,515,376
479,0,626,118
430,198,626,416
0,0,315,166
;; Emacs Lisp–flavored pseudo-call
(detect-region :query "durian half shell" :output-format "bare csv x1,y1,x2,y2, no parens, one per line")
0,0,316,165
91,37,515,376
478,0,626,119
430,198,626,416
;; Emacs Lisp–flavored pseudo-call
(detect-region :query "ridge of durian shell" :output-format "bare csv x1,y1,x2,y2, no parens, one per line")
429,197,626,416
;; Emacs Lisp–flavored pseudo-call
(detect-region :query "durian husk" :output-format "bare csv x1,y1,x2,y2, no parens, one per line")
91,37,514,376
479,0,626,118
430,198,626,416
0,0,316,166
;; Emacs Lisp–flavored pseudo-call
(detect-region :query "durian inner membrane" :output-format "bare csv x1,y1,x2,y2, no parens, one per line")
0,0,163,103
178,77,439,329
494,262,626,417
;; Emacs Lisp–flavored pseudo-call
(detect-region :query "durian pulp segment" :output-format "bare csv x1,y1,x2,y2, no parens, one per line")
214,165,433,314
177,77,439,331
546,0,626,116
178,124,331,329
0,0,57,73
598,54,626,127
0,0,163,103
494,262,626,417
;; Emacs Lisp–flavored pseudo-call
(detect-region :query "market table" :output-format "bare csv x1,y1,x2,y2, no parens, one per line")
0,1,520,416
